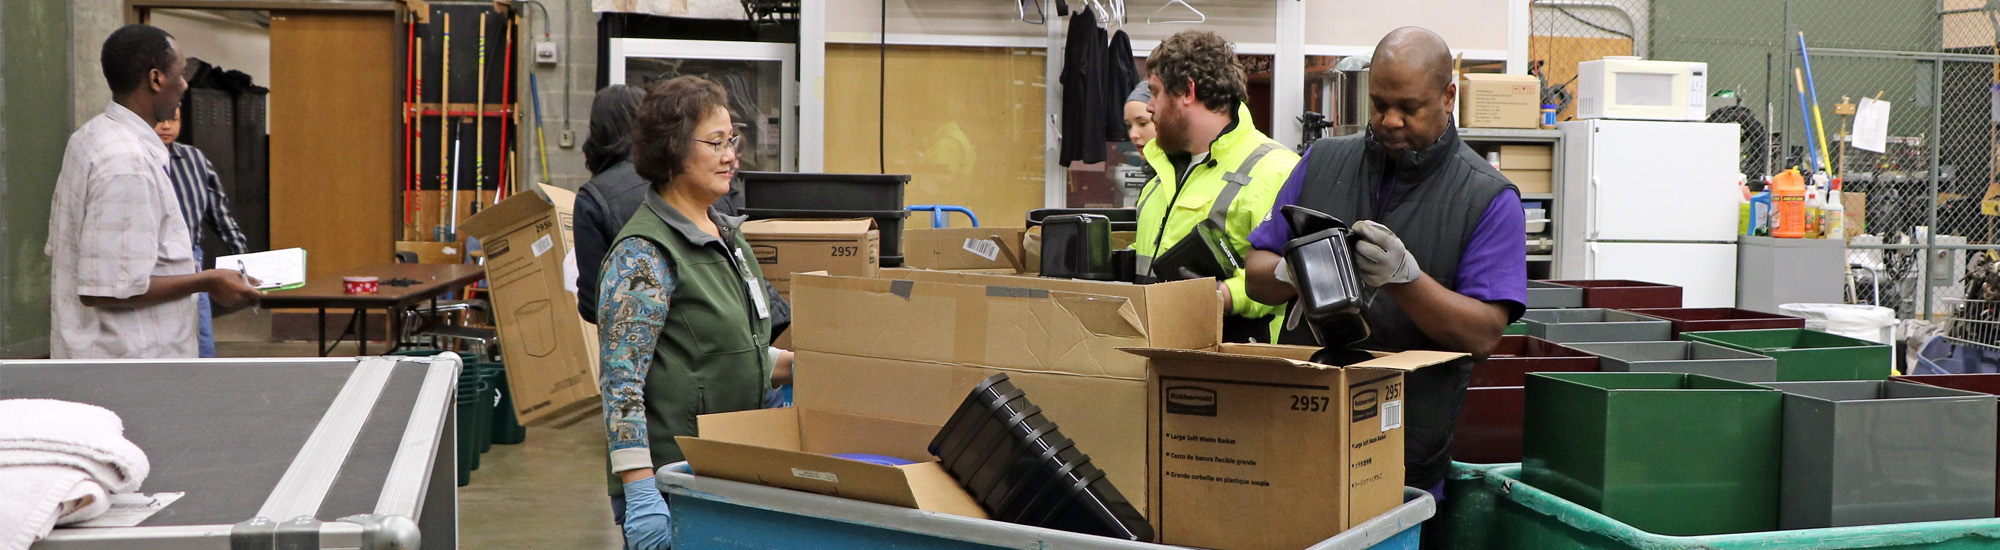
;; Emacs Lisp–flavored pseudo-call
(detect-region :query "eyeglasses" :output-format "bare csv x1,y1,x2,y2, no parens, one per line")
693,134,742,154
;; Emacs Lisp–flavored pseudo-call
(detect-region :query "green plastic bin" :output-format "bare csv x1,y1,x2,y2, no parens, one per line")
1523,372,1781,536
471,367,498,454
455,383,480,485
488,363,527,445
457,380,489,462
1682,328,1892,381
1441,462,2000,550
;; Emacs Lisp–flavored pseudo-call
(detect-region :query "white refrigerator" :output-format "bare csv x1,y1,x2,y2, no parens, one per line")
1555,120,1742,308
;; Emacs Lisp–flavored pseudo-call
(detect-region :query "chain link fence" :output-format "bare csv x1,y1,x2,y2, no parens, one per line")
1532,0,2000,327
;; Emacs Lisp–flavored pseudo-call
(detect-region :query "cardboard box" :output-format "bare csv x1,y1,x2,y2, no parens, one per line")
1499,144,1553,170
675,406,989,518
395,241,465,265
459,183,600,427
902,227,1027,271
1501,169,1552,194
1843,191,1866,241
741,218,881,298
1460,73,1542,129
790,270,1224,517
1129,344,1463,550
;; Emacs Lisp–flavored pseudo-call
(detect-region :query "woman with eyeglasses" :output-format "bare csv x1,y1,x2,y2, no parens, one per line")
594,75,789,550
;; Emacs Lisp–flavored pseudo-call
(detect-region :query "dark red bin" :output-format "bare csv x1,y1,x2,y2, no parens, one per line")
1471,336,1602,387
1542,279,1683,310
1454,336,1601,464
1623,307,1806,337
1891,373,2000,515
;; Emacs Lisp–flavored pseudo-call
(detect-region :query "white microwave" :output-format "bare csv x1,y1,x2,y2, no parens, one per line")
1577,57,1707,121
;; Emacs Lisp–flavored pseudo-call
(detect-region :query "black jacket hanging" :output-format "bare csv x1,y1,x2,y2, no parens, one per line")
1106,29,1139,142
1059,7,1108,164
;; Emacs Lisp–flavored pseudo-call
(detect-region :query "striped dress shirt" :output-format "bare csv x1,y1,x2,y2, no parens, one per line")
164,141,250,256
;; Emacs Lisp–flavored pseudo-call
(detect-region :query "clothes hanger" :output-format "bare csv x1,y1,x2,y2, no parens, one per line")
1018,0,1046,25
1087,0,1111,24
1147,0,1204,24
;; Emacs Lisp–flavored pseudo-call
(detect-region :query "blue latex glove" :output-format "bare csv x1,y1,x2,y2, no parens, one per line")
621,477,673,550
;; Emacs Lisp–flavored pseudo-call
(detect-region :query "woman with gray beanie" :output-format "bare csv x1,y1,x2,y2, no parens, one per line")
574,84,650,324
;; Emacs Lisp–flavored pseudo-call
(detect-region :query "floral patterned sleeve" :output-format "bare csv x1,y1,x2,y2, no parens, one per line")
597,237,675,474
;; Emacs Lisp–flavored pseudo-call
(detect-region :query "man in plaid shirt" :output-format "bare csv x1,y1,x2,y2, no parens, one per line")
46,24,259,359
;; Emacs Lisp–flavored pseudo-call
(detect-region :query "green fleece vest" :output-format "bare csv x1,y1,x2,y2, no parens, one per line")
611,196,773,469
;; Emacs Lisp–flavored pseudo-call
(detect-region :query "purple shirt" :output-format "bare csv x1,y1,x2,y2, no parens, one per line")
1250,147,1527,315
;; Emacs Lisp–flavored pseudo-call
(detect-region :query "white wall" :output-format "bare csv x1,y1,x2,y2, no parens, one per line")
822,0,1510,52
152,9,273,88
1305,0,1510,54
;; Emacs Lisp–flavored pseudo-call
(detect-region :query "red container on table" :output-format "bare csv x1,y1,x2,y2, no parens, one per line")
1455,336,1602,464
1623,307,1806,337
1892,373,2000,515
343,276,380,295
1542,279,1683,309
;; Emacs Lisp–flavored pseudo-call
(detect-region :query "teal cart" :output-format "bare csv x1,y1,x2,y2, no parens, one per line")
661,463,1435,550
1441,462,2000,550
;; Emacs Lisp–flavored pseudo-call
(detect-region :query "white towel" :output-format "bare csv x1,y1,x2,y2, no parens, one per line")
0,399,150,550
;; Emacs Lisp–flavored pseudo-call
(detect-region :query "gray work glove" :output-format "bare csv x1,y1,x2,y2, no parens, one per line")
1351,220,1422,287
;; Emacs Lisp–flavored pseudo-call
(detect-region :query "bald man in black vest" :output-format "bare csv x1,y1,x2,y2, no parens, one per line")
1243,27,1528,509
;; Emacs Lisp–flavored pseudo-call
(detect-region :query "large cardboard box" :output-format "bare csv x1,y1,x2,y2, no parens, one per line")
675,406,989,518
741,218,880,297
1499,144,1553,170
902,227,1027,271
1460,73,1542,129
790,269,1224,517
1128,344,1463,550
1501,168,1553,194
459,183,600,427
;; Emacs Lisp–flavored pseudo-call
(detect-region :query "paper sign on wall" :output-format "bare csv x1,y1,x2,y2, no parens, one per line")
1853,97,1891,153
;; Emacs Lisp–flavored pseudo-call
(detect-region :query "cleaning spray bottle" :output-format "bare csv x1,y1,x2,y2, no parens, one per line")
1804,184,1822,238
1823,177,1846,240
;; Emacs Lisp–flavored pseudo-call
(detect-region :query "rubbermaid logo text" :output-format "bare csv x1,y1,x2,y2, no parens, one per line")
1352,389,1380,422
752,245,779,264
1165,386,1217,417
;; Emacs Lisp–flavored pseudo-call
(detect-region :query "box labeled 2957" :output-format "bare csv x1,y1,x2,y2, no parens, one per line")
1128,344,1461,550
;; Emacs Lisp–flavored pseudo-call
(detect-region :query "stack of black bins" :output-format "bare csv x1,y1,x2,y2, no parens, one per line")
739,171,911,267
929,373,1154,542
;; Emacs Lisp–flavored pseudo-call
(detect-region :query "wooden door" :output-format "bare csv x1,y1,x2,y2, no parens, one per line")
269,11,398,279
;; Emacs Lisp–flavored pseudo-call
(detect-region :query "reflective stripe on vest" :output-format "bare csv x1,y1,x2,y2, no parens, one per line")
1135,141,1281,279
1212,142,1280,229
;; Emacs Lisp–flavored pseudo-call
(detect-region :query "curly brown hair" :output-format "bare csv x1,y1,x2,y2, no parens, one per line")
1145,30,1245,113
632,75,728,192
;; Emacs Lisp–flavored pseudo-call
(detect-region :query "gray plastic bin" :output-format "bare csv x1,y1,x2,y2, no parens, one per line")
1758,380,1999,530
1521,309,1673,343
1567,341,1779,382
1527,281,1585,309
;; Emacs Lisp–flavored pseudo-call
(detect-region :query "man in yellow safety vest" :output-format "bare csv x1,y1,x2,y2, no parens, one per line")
1132,29,1300,342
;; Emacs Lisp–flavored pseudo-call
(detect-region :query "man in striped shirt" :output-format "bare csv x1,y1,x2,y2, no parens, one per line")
153,107,251,357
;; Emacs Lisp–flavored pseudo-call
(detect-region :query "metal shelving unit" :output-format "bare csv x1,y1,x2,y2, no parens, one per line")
1461,128,1565,278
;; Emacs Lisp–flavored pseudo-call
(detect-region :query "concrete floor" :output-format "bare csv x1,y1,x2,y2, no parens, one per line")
213,309,625,549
